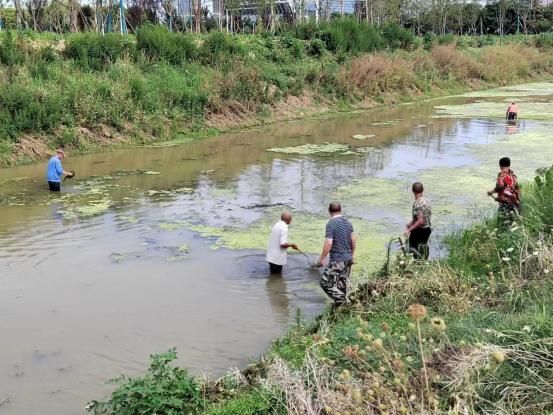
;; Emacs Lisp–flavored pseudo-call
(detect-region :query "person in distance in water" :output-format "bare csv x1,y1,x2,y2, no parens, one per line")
46,149,74,192
506,102,518,121
266,212,299,274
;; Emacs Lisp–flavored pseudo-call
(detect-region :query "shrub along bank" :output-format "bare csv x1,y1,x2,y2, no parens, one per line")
87,165,553,414
1,24,553,166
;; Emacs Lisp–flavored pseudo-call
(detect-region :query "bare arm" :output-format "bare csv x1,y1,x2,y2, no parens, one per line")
351,234,357,263
281,243,298,250
319,239,332,266
405,213,425,235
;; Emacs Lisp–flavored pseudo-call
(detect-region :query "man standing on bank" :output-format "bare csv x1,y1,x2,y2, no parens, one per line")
46,149,73,192
318,202,356,306
405,182,432,260
266,212,299,274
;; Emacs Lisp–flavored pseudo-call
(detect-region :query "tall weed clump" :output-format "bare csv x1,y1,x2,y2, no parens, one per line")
201,31,244,65
319,19,383,54
136,24,197,65
64,32,131,70
430,45,482,80
480,45,530,83
86,349,204,415
381,23,416,50
0,30,24,66
337,54,414,98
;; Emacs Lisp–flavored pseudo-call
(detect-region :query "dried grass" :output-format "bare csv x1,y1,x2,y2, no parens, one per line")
430,45,482,79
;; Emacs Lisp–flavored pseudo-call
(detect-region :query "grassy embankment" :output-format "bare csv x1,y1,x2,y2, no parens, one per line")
2,23,553,166
87,163,553,415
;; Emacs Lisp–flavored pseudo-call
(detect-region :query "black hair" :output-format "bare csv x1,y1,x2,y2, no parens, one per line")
499,157,511,168
328,202,342,213
412,182,424,193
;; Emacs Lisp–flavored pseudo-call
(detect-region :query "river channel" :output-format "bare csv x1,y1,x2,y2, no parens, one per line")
2,82,553,414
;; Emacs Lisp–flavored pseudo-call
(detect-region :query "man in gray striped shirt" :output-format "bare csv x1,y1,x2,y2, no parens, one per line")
318,202,357,306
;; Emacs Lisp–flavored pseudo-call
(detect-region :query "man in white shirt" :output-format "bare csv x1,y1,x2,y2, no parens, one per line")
266,212,299,273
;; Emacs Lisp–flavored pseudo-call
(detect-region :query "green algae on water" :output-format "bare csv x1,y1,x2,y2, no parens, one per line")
157,221,187,231
267,143,350,155
434,101,553,121
461,82,553,98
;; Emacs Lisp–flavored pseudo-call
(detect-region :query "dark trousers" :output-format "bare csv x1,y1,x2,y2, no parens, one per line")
48,181,61,192
507,112,517,120
269,262,283,274
409,227,432,260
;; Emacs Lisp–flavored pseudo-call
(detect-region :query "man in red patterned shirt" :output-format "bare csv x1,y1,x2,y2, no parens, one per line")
488,157,521,220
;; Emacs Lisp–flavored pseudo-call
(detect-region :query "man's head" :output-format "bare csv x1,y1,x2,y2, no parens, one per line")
56,149,66,160
281,211,292,225
499,157,511,170
328,202,342,216
412,182,424,195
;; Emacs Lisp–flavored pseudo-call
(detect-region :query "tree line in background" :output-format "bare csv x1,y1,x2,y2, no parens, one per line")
1,0,553,36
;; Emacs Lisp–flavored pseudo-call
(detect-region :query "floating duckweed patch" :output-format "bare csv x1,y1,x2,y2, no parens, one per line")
467,127,553,178
461,82,553,98
352,134,375,140
119,216,138,223
110,252,144,263
157,221,187,231
267,143,351,155
73,199,112,217
178,244,189,253
434,101,553,121
371,121,399,126
335,177,409,213
189,212,396,276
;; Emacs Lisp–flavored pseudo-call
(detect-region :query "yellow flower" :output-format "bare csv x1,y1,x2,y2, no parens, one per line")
372,338,384,349
490,351,505,364
407,304,427,322
430,317,446,332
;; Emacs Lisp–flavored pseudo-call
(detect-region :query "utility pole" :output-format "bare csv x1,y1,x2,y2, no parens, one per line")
315,0,319,25
119,0,127,34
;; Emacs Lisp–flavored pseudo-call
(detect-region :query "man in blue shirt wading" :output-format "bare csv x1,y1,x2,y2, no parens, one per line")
318,202,357,306
46,149,72,191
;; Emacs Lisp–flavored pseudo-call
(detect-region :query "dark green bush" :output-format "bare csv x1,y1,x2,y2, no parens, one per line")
136,24,197,65
201,31,244,65
292,21,320,40
64,32,130,70
307,38,326,57
319,19,383,53
280,33,304,59
381,23,416,50
436,33,455,45
423,31,436,50
0,84,70,138
0,30,24,66
535,33,553,48
86,349,204,415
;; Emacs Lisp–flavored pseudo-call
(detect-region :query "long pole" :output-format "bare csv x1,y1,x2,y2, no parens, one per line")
119,0,127,34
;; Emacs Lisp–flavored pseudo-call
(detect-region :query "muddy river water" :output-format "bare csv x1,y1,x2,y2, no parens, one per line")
2,82,553,415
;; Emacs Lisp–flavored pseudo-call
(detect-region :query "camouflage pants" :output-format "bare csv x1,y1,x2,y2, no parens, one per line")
320,261,352,305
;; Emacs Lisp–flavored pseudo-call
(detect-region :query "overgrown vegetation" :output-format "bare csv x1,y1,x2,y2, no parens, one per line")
2,25,553,167
88,164,553,414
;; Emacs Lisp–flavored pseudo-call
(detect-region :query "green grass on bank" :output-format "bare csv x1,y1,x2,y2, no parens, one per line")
2,24,553,166
87,166,553,414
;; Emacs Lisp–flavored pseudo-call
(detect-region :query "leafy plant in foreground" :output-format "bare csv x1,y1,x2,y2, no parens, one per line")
86,348,204,415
